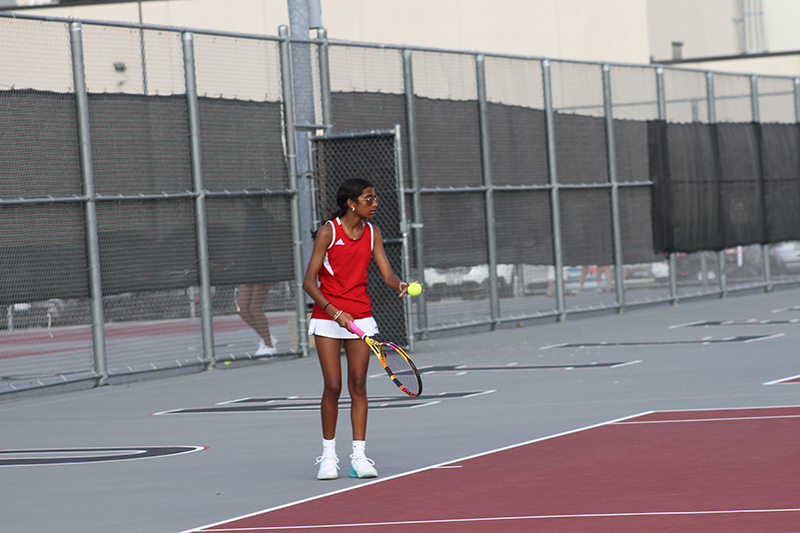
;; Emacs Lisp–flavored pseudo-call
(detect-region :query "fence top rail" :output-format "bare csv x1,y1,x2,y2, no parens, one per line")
0,9,286,42
1,10,797,82
325,39,800,81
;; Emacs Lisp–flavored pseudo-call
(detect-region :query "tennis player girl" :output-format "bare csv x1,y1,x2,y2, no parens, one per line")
302,178,413,480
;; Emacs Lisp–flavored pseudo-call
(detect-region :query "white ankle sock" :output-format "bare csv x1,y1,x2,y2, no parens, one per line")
352,440,366,457
322,438,336,457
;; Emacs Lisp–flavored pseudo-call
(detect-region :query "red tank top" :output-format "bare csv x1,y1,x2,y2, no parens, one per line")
311,218,374,320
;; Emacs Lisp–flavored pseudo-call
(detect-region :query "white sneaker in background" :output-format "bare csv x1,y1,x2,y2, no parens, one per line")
255,335,278,356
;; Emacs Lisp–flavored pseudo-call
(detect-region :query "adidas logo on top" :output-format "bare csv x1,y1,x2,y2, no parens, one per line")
335,238,345,246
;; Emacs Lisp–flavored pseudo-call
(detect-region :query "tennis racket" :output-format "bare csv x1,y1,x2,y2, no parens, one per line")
349,321,422,397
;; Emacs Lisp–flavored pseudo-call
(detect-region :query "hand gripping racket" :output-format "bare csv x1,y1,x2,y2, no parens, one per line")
349,321,422,397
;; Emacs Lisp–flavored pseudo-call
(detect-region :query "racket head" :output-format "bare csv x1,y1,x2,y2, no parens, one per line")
348,321,422,397
379,342,422,397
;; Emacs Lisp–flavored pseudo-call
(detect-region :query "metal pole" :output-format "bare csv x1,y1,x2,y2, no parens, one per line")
602,65,625,313
394,124,414,349
138,2,148,95
287,1,316,291
656,67,679,305
403,49,428,337
316,27,333,134
280,25,309,356
476,55,500,328
750,75,772,292
706,72,727,298
794,78,800,123
542,59,566,321
70,21,108,386
182,32,215,368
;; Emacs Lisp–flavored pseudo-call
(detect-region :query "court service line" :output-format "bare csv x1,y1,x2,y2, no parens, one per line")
614,414,800,424
651,404,800,413
179,411,652,533
764,374,800,385
198,508,800,531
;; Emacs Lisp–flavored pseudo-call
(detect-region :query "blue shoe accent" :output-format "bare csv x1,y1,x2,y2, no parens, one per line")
349,455,377,478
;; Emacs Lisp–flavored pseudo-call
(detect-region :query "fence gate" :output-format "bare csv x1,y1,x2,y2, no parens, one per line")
309,128,412,348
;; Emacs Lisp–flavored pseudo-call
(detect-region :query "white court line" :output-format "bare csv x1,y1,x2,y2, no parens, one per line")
537,342,567,350
409,401,441,409
764,374,800,385
648,404,800,414
178,411,650,533
611,360,642,368
214,398,251,405
614,414,800,424
668,320,707,329
744,333,786,342
198,508,800,531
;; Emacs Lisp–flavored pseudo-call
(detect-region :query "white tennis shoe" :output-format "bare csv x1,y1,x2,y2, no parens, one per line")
255,335,278,356
349,454,377,478
315,455,339,480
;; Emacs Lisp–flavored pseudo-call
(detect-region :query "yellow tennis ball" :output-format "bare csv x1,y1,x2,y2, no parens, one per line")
407,281,422,296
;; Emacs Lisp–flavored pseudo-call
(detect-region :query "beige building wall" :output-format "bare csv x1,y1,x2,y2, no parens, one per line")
18,0,800,75
26,0,652,64
646,0,741,61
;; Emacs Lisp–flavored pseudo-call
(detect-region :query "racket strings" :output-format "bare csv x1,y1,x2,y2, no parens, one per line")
380,344,421,396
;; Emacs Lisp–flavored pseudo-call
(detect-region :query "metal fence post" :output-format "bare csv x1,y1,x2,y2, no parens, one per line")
402,49,428,338
750,74,772,292
182,31,215,368
70,21,108,386
656,67,679,306
706,72,727,298
542,59,566,321
394,124,415,349
476,55,500,328
317,27,333,134
794,78,800,123
602,64,625,313
280,25,309,357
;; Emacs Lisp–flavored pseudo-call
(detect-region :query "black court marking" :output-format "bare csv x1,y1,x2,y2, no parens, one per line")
539,334,783,349
670,319,800,328
152,391,494,415
415,362,636,374
0,446,206,467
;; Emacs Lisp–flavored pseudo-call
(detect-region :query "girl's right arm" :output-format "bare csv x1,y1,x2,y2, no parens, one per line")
302,225,355,331
302,224,332,309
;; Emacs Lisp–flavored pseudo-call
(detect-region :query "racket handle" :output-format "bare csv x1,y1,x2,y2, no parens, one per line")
349,321,367,340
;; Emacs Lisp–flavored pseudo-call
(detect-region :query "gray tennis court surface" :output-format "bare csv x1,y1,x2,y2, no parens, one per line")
3,287,800,533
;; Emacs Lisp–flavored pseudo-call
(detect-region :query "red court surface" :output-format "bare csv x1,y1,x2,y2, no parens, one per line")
186,406,800,533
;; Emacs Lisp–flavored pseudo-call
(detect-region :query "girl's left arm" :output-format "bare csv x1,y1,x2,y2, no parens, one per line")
371,225,409,297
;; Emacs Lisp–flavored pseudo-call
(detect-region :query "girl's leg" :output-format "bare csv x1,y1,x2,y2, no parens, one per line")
343,338,378,478
343,338,371,441
316,336,344,440
237,284,274,346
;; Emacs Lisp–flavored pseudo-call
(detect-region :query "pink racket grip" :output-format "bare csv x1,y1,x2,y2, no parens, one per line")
349,321,367,340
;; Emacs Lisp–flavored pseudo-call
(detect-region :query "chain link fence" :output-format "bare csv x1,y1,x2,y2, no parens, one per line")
2,12,800,399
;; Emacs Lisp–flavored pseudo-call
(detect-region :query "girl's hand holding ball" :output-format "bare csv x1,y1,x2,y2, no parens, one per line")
407,281,422,296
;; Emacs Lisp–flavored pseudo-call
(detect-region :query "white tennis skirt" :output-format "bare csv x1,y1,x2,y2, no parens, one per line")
308,317,379,340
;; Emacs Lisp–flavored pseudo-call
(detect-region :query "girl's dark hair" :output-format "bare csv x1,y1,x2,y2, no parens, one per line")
311,178,374,239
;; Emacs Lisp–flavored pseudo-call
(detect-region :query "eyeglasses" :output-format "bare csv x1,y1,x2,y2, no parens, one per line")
357,195,380,205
